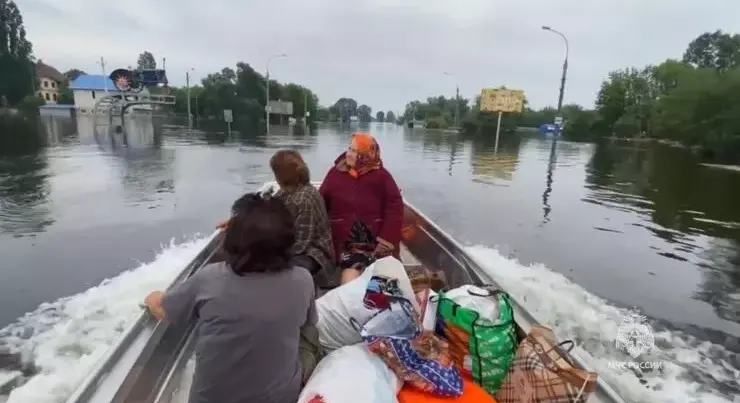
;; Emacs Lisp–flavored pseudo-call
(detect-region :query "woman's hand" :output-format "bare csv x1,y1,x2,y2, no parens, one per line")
373,241,392,257
144,291,167,321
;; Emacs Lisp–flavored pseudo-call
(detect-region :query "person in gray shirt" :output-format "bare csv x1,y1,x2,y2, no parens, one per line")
145,193,317,403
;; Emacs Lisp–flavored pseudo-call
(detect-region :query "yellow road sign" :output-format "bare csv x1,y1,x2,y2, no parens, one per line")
480,89,525,113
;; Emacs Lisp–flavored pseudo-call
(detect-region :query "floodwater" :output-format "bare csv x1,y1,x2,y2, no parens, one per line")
0,114,739,403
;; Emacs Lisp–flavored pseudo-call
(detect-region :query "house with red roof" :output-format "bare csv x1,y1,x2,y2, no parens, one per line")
35,60,65,104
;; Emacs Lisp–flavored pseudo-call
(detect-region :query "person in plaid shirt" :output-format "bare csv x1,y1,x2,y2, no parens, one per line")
269,150,337,289
216,151,337,288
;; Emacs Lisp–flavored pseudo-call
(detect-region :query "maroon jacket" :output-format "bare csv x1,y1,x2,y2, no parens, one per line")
319,154,404,262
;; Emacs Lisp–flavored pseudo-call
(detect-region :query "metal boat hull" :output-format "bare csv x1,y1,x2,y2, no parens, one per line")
64,195,627,403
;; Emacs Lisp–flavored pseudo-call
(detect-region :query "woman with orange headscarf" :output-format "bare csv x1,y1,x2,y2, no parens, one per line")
319,133,404,284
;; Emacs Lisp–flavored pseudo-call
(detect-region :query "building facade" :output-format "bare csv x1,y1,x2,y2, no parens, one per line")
35,60,65,103
70,75,150,114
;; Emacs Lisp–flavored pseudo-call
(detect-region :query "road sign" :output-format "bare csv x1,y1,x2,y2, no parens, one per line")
479,89,525,114
223,109,233,123
554,116,563,126
267,100,293,115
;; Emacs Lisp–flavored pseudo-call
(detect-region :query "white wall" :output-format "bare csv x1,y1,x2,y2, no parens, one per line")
73,89,122,110
73,88,155,113
37,77,61,104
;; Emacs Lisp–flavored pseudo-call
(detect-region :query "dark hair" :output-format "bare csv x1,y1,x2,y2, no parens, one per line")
270,150,310,187
223,193,296,275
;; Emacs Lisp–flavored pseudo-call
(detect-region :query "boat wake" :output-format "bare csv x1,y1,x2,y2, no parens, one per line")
0,236,736,403
0,235,211,403
467,246,739,403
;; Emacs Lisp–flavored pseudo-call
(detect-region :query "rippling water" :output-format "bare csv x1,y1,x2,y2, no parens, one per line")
0,115,739,402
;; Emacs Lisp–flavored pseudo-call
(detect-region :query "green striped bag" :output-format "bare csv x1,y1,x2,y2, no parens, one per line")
436,286,518,395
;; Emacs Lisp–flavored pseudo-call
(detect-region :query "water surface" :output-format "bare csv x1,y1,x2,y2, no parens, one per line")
0,115,739,401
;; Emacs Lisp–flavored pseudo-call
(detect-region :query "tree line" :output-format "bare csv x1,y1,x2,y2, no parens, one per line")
312,98,396,123
0,0,34,108
401,30,740,164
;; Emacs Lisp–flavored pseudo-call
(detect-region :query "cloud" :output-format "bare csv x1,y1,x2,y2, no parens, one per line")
15,0,740,113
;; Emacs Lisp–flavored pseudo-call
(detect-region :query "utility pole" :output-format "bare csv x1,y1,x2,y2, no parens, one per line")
265,54,287,135
98,57,108,93
455,85,460,128
303,89,309,128
186,70,192,130
542,26,569,114
265,70,270,134
444,72,459,128
195,95,200,125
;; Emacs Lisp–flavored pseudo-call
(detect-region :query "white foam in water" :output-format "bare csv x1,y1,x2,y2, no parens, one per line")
465,245,739,403
0,235,213,403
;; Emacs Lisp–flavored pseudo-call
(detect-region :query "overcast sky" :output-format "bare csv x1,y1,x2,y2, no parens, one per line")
15,0,740,114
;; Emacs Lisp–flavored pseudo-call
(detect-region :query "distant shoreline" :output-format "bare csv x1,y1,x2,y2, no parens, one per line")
606,136,686,148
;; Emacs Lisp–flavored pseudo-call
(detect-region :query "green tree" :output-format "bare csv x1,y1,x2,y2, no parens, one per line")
386,110,396,123
357,104,372,122
682,30,740,71
332,98,358,122
586,30,740,163
167,61,324,130
316,106,330,121
376,111,385,122
55,68,86,105
57,87,74,105
0,0,34,105
402,96,471,129
136,51,156,70
63,69,86,82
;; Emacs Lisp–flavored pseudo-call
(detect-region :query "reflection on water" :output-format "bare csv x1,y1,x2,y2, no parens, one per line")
0,117,58,238
40,116,77,147
585,141,740,324
0,153,52,238
116,148,176,207
470,135,522,186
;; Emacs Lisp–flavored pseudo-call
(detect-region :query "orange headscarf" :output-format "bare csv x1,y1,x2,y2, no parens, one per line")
348,133,381,178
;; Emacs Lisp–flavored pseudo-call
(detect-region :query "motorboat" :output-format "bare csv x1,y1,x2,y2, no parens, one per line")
63,183,628,403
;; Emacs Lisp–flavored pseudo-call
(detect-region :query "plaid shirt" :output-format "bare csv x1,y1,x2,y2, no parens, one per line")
277,184,337,287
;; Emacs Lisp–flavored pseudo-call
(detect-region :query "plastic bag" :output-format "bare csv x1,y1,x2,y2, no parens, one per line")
297,344,401,403
416,289,438,332
437,286,517,395
443,285,500,325
316,256,419,352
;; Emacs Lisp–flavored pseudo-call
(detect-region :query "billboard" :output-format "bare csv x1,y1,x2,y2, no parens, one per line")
268,100,294,115
479,89,525,113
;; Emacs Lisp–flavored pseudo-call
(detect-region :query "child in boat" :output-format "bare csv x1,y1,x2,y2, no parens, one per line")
145,193,319,403
319,133,404,284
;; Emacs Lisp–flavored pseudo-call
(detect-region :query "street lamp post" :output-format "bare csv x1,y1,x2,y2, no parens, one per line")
265,53,288,135
541,26,569,114
540,26,569,225
186,68,194,130
443,72,460,128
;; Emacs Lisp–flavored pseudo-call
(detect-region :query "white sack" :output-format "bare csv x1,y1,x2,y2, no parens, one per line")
316,256,419,352
297,344,400,403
